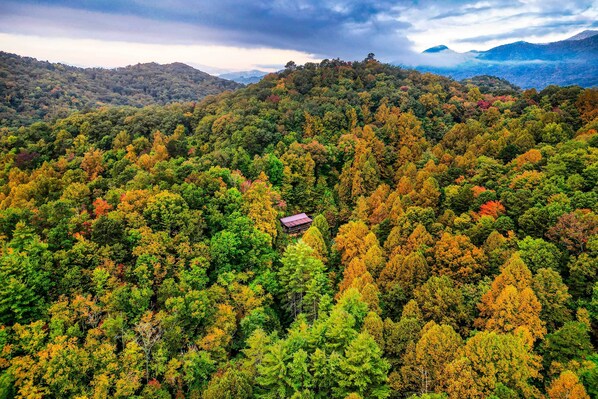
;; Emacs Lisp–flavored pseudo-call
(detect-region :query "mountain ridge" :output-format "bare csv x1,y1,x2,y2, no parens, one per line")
415,32,598,88
0,51,242,127
565,29,598,41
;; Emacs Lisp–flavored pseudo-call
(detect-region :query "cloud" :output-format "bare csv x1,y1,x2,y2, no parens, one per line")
0,32,320,72
399,0,597,52
0,0,596,68
0,0,416,61
457,19,598,43
430,5,494,20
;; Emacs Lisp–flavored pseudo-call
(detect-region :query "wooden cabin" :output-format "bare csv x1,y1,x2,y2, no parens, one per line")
280,213,312,235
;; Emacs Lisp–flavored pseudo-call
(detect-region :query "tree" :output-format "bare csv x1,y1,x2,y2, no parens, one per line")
414,276,468,332
518,207,550,238
337,258,380,313
243,173,280,243
80,148,105,180
264,153,284,187
202,366,253,399
532,268,572,331
568,236,598,298
337,332,390,399
431,232,487,284
386,113,425,162
333,221,371,266
410,177,441,209
378,251,428,296
92,197,112,218
302,226,329,263
312,214,332,246
542,322,593,372
363,311,384,348
574,88,598,124
113,129,131,150
414,322,462,394
210,213,273,276
478,200,505,219
477,254,545,345
182,350,216,393
13,334,91,397
399,223,434,256
143,191,191,236
547,210,598,254
200,304,236,362
0,222,52,325
114,340,145,397
278,242,329,320
281,143,317,211
135,311,163,382
518,237,562,273
337,126,383,204
443,331,541,399
547,371,590,399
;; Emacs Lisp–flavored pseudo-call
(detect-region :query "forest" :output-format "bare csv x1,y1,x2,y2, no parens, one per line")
0,52,241,128
0,57,596,399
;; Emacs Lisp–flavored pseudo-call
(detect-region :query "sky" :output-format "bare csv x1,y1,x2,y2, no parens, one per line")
0,0,596,73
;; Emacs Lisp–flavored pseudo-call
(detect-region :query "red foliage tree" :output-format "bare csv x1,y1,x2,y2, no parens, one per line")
478,200,506,219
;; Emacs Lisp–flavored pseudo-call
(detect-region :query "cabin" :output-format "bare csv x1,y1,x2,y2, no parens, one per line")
280,213,313,235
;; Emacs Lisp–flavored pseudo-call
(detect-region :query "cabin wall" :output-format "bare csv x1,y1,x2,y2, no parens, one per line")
283,222,312,235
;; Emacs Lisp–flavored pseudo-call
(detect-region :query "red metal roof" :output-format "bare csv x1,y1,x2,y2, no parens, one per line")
280,213,312,228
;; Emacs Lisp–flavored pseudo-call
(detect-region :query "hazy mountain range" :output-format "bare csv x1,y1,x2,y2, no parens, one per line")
216,31,598,89
415,30,598,88
219,70,269,84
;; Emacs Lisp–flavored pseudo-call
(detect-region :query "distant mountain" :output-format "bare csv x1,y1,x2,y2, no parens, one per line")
0,52,242,127
415,31,598,88
565,30,598,41
423,45,450,53
219,70,269,84
419,45,477,67
476,34,597,62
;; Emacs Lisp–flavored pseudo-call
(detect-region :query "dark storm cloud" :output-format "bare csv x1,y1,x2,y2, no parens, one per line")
0,0,416,60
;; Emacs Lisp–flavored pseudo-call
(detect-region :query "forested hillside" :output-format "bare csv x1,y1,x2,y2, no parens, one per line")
0,52,242,128
0,58,596,399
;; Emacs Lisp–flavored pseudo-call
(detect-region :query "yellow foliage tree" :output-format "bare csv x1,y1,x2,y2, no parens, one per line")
443,331,541,399
302,225,328,263
415,322,463,394
476,254,545,345
334,221,371,266
242,173,280,243
81,148,105,180
431,232,487,284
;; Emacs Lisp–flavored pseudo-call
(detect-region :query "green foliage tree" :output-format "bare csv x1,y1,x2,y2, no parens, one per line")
278,242,329,320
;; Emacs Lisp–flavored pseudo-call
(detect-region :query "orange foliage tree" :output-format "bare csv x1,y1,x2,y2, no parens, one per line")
547,370,590,399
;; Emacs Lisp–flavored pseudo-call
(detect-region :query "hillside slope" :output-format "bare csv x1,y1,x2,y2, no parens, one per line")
0,58,596,399
0,52,242,127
